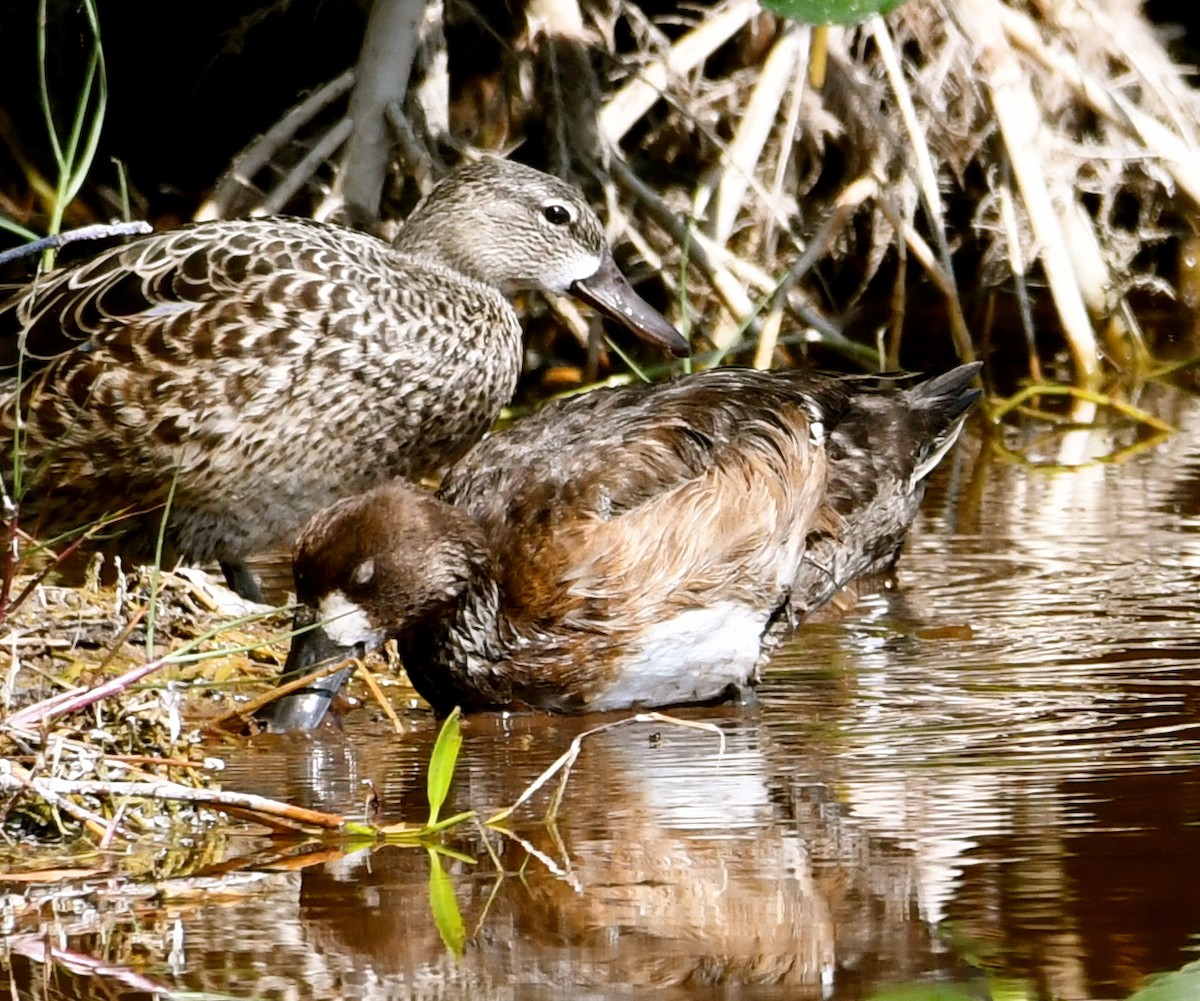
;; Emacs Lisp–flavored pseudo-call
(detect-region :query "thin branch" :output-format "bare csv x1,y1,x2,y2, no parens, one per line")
599,0,759,144
253,117,353,217
196,69,355,220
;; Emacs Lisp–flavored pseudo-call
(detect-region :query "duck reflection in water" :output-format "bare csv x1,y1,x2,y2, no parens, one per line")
268,363,981,730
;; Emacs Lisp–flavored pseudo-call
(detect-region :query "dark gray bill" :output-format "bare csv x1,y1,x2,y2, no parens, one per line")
571,250,689,357
264,610,360,733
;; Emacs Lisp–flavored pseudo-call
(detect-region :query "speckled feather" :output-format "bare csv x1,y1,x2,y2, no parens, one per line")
275,365,979,722
0,159,683,575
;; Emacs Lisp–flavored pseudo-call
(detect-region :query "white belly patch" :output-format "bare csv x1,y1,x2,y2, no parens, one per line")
590,602,765,711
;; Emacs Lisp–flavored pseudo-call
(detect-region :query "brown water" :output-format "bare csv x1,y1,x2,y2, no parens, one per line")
6,384,1200,1000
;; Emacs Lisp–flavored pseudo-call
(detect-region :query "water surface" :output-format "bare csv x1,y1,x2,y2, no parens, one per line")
5,384,1200,1000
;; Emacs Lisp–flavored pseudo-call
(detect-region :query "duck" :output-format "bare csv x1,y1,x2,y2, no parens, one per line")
0,157,687,601
266,362,981,730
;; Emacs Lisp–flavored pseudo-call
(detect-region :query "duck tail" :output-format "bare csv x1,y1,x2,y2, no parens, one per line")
907,361,983,484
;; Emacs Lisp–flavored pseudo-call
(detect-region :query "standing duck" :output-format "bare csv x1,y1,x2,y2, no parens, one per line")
0,158,686,600
268,362,981,729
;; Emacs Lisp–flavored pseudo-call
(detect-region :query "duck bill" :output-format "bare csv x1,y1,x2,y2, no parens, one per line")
265,613,360,733
571,250,689,357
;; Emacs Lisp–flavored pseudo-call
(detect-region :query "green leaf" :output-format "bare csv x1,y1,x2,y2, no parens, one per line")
427,847,466,958
761,0,908,25
426,707,463,827
0,216,39,242
1126,960,1200,1001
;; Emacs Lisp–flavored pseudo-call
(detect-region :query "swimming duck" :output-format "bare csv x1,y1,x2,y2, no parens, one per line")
0,158,686,600
267,362,981,729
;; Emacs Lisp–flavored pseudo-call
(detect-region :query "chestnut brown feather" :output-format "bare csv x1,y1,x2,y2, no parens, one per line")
268,363,980,728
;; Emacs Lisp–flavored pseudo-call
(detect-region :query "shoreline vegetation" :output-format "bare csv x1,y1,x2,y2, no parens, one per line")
1,0,1198,858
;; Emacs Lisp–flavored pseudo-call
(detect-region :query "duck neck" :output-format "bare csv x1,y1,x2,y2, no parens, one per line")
398,560,509,712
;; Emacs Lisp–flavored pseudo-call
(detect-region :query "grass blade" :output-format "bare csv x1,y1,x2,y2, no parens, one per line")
426,846,466,959
426,706,462,827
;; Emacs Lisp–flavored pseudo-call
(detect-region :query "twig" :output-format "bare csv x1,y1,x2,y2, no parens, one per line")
356,659,403,733
3,656,171,731
996,170,1043,383
253,117,353,216
949,0,1098,386
4,762,128,838
710,23,805,245
196,69,355,220
599,0,759,144
202,657,358,732
998,3,1200,210
485,712,723,826
609,158,759,339
0,766,353,831
334,0,425,224
9,937,175,995
989,383,1174,433
410,0,450,143
385,104,438,193
0,221,151,266
767,27,811,260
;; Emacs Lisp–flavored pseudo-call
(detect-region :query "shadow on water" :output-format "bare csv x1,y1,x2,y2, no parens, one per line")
6,384,1200,999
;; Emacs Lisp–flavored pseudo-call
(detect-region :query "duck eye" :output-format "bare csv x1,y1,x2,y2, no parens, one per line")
542,203,572,225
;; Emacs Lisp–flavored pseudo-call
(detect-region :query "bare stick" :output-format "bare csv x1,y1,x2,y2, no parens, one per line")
767,30,812,260
997,174,1043,382
0,221,151,266
753,175,877,369
1,769,351,831
5,764,127,837
599,0,759,144
868,15,974,364
356,659,403,733
610,157,860,356
385,104,438,195
999,4,1200,210
711,23,805,245
609,157,759,336
950,0,1098,384
485,712,723,826
411,0,450,142
253,117,353,217
334,0,425,223
3,656,170,731
196,69,355,221
11,937,177,994
203,657,358,731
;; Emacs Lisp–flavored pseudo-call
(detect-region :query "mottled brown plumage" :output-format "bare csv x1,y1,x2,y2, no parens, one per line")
268,363,980,728
1,158,686,598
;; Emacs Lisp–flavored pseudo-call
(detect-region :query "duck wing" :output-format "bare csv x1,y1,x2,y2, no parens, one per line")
0,218,395,383
441,367,851,627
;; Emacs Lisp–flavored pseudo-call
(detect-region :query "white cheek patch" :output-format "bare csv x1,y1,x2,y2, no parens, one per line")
544,250,603,293
318,590,387,650
352,558,375,586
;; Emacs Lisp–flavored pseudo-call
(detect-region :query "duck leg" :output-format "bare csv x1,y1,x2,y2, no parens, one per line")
220,559,265,604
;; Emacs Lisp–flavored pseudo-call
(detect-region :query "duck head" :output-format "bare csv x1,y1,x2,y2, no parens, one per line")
393,158,689,357
267,482,487,732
